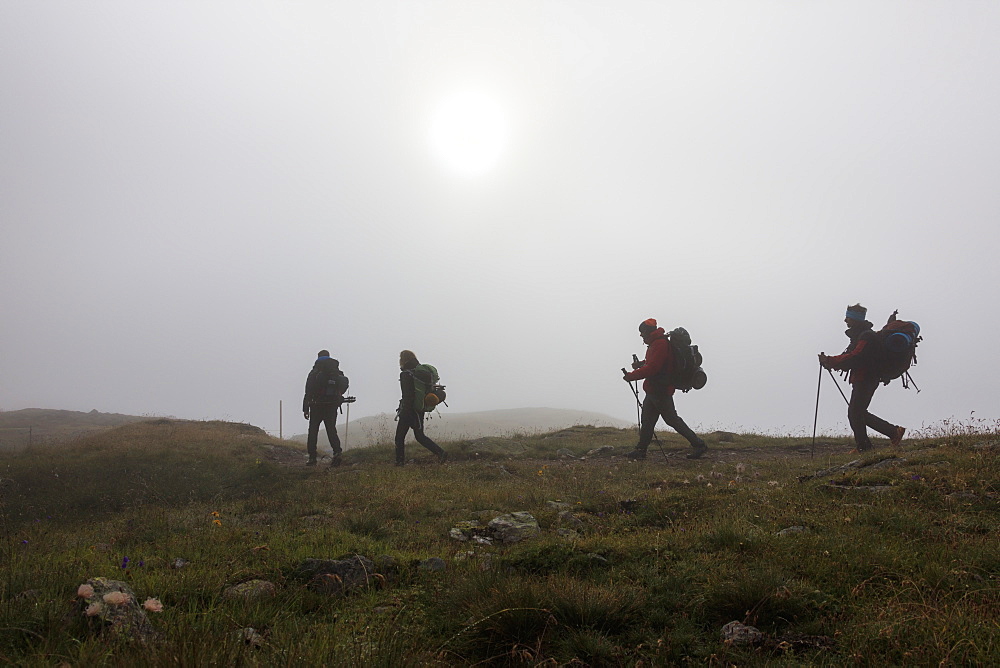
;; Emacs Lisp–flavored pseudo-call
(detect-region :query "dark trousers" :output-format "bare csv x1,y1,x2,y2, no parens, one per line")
637,391,704,450
394,409,444,464
848,378,896,451
307,403,342,459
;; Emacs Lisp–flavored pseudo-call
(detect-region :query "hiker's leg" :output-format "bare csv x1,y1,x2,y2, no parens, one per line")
848,380,877,450
411,415,446,458
320,406,341,465
635,396,659,451
657,394,706,448
393,415,410,465
306,410,322,461
321,405,341,456
857,383,897,438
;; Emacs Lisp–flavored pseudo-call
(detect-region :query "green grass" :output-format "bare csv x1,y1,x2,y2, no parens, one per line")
0,419,998,665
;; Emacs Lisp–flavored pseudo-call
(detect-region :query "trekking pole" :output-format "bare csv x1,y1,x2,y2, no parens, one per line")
904,371,921,393
632,381,641,426
623,368,642,411
825,368,850,406
629,355,642,427
811,360,823,459
344,400,350,450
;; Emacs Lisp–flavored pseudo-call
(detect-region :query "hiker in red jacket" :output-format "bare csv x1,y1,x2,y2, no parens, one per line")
624,318,707,460
819,304,906,452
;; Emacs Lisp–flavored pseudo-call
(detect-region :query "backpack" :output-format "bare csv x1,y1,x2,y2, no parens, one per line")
876,318,920,386
410,364,447,413
315,370,349,403
667,327,707,392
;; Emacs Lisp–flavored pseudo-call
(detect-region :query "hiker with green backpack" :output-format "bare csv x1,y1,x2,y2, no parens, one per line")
818,304,911,453
623,318,708,460
394,350,448,466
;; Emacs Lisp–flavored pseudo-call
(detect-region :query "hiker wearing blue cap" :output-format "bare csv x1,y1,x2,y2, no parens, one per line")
819,305,906,452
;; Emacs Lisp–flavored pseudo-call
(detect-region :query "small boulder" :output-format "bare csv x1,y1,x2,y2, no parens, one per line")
721,621,763,646
487,512,540,544
75,577,159,643
419,557,447,572
292,555,376,596
449,520,483,542
222,579,277,601
558,510,585,530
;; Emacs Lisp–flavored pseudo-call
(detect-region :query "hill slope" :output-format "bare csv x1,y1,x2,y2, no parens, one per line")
292,406,631,447
0,408,150,449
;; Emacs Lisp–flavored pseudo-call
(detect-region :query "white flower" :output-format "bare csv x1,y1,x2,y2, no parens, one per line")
77,584,94,598
103,591,129,605
85,602,103,616
143,598,164,613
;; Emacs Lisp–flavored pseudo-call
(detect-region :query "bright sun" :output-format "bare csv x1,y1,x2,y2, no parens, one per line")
428,91,508,177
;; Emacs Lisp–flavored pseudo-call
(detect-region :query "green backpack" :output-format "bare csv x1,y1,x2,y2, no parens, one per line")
409,364,447,413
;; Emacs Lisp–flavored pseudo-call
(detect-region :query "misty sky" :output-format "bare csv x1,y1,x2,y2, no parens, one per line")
3,2,998,438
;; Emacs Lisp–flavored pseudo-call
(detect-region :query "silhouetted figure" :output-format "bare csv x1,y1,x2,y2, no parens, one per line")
624,318,707,460
394,350,447,466
302,350,348,466
819,304,906,452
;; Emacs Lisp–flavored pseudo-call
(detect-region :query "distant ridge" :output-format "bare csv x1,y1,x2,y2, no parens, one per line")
291,407,632,448
0,408,152,449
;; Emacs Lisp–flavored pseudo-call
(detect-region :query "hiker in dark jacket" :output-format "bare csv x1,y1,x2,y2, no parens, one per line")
395,350,447,466
302,350,346,467
623,319,707,460
819,304,906,452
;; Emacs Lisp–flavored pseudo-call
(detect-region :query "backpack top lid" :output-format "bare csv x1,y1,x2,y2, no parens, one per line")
879,320,920,351
668,327,692,347
412,364,439,384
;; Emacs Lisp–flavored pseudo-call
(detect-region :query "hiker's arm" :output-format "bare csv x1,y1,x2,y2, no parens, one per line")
302,374,312,415
824,339,869,370
625,341,670,381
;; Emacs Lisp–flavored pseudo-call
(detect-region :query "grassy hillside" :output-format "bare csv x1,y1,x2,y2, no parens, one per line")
1,419,997,665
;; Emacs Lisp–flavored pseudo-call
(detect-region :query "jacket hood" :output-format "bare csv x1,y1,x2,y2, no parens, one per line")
641,327,666,345
313,357,340,373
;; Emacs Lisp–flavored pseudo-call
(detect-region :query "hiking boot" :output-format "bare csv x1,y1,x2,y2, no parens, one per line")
330,453,342,467
686,442,708,459
437,450,448,463
626,449,647,461
890,426,906,447
306,457,317,467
